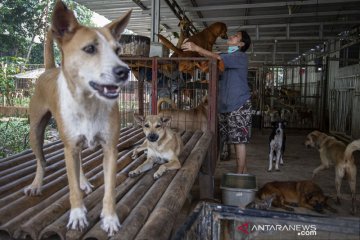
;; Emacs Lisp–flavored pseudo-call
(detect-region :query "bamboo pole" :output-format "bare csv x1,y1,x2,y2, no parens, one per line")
135,131,212,240
40,154,148,240
0,127,141,197
18,150,139,240
0,131,145,222
0,128,143,202
107,131,204,240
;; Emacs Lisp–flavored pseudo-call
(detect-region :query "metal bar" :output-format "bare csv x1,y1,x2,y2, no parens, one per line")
190,10,360,22
184,0,360,12
151,57,158,114
151,0,160,42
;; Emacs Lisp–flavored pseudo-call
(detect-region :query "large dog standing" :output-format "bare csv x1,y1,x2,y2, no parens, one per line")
158,22,227,73
25,1,131,235
258,180,336,213
157,97,208,132
304,130,360,214
129,114,183,179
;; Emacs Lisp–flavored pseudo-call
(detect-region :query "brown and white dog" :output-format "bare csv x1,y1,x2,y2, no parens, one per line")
304,130,360,214
258,180,336,213
157,97,208,132
25,1,131,235
129,114,183,179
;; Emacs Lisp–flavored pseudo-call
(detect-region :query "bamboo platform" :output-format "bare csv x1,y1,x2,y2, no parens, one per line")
0,127,213,240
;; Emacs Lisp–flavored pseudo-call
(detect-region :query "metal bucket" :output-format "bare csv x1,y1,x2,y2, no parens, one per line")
220,173,257,207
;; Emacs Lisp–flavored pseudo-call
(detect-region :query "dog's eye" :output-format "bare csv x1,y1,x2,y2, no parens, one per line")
83,44,97,54
155,124,161,128
144,124,150,128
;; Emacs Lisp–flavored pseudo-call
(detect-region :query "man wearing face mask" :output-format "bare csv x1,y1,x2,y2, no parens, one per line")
181,30,252,174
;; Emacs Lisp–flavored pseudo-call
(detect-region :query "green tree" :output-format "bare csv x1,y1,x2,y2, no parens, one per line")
0,0,95,64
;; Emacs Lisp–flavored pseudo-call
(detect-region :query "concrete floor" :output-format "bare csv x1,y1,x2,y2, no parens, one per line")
171,129,360,238
214,129,360,217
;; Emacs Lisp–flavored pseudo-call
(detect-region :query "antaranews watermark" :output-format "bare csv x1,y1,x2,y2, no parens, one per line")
237,222,317,236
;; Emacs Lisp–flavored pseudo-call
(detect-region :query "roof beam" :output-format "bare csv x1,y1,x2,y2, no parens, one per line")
189,10,360,22
184,0,360,12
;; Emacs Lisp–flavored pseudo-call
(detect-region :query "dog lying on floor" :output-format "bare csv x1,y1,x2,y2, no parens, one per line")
268,120,287,171
24,1,131,235
129,114,183,179
304,130,360,214
158,22,227,73
157,97,208,132
257,180,337,213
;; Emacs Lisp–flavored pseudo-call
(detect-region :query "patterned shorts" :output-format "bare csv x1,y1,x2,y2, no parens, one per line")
219,101,252,144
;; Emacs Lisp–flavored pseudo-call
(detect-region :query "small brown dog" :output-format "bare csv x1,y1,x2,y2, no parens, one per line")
304,130,360,213
129,114,183,179
157,97,208,132
258,180,336,213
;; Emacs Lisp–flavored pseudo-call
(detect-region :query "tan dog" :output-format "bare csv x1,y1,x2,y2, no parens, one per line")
258,180,336,213
158,22,227,73
305,130,360,214
25,1,131,235
157,97,208,132
129,115,183,179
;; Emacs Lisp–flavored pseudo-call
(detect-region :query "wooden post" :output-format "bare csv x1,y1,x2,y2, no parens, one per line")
199,59,218,199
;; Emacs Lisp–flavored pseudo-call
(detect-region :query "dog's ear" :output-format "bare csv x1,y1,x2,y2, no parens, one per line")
271,121,276,127
51,0,79,43
133,113,145,125
160,116,172,127
105,9,132,40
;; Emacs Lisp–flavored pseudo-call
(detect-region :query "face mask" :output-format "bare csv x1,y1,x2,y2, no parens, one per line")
227,46,239,53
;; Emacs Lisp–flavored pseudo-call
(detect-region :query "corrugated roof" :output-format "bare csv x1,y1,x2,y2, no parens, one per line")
74,0,360,64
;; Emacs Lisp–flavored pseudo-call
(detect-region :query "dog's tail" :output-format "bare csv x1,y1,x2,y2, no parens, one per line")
157,34,183,55
44,29,56,70
157,97,177,113
344,139,360,163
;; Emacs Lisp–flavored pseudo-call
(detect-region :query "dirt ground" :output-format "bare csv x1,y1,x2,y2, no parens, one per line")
213,128,360,218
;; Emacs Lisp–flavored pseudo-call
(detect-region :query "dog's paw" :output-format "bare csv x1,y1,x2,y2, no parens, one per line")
101,214,121,236
129,169,141,178
131,152,138,159
80,179,94,195
153,166,166,179
267,169,272,172
67,207,88,231
24,184,42,196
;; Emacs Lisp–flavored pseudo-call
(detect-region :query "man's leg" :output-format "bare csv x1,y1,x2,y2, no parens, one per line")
235,143,247,173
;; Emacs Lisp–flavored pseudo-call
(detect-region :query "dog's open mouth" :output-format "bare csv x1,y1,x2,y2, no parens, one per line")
89,81,120,99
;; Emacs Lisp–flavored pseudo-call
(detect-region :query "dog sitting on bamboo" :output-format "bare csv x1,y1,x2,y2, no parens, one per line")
129,114,183,179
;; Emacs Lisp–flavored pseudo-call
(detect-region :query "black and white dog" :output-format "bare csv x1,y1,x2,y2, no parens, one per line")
268,120,287,171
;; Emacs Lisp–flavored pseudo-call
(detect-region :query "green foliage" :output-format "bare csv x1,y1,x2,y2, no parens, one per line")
0,0,95,63
0,56,26,105
0,117,30,158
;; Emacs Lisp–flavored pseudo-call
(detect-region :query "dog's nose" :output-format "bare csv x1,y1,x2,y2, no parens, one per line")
113,66,130,82
147,133,159,142
221,33,228,40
